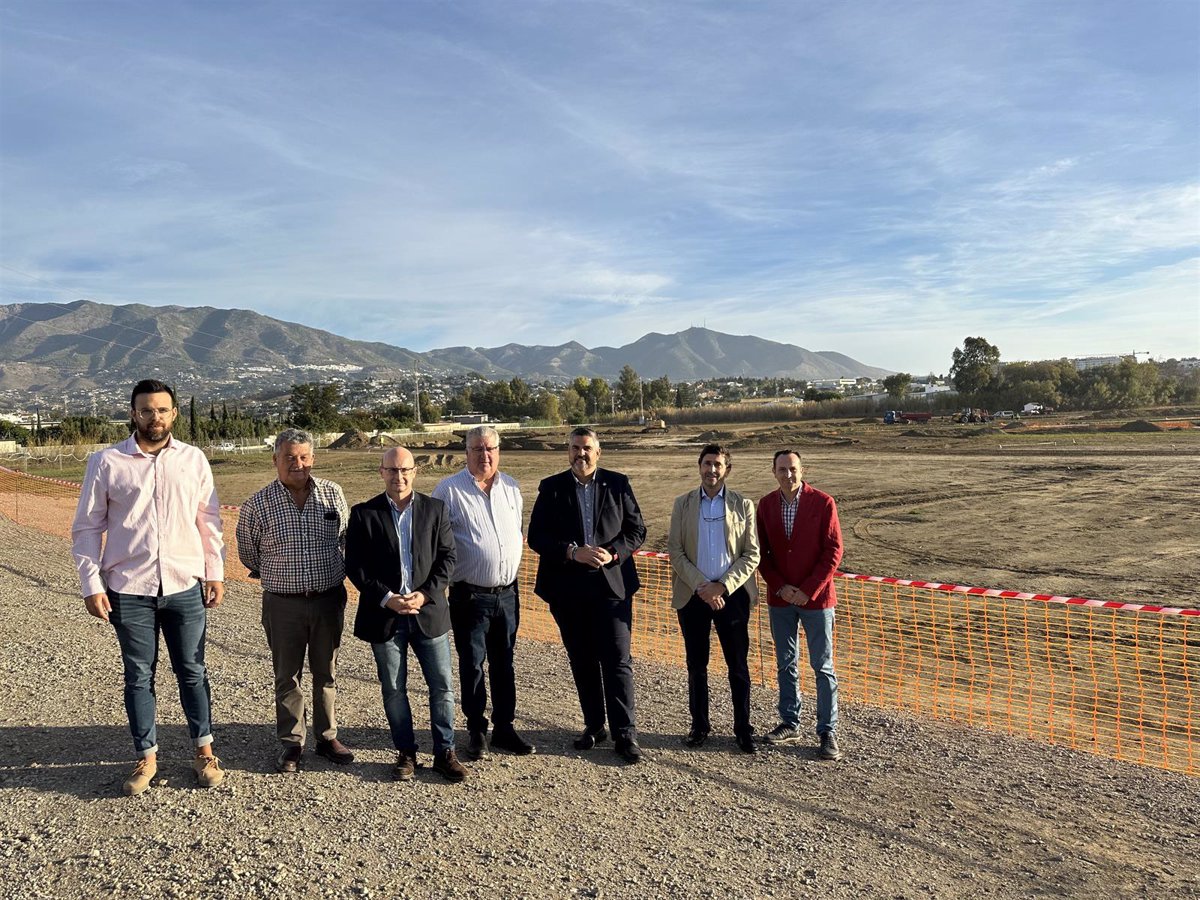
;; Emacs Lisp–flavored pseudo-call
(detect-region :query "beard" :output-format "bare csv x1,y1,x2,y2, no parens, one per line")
134,420,173,445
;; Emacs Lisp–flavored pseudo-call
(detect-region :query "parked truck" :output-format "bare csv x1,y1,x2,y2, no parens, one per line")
884,410,935,425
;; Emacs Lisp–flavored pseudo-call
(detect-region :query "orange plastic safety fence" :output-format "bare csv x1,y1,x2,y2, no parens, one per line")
2,466,1194,776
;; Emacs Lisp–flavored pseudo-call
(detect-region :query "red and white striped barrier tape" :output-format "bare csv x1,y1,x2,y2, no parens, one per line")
835,572,1200,617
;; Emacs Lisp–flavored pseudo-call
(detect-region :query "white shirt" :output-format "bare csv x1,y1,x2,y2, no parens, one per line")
432,467,523,587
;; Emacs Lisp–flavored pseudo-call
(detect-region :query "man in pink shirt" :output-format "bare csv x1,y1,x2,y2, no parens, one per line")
71,379,227,795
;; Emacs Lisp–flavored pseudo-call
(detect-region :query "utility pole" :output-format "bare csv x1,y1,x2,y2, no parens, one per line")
414,363,421,427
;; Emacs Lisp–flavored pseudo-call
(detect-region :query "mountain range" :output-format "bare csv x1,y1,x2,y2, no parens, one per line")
0,301,891,397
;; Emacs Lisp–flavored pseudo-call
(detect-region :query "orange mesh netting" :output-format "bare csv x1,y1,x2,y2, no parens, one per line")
3,465,1194,776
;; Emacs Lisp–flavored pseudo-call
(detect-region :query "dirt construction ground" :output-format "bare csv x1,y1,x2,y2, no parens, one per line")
204,417,1200,608
1,516,1198,899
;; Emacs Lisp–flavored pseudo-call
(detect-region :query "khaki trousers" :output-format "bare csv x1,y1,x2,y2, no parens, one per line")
261,585,347,746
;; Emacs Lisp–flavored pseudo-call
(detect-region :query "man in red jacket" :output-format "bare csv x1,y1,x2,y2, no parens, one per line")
755,450,845,760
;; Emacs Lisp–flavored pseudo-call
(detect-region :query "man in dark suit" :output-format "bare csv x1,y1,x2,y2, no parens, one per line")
527,426,647,763
345,447,468,782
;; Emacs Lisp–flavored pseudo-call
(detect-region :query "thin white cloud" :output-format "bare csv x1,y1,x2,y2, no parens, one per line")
1,0,1197,374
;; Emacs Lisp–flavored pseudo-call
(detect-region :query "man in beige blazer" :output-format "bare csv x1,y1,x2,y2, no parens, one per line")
667,443,760,753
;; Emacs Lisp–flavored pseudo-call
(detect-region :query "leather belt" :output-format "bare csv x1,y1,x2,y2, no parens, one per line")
266,586,342,599
452,581,516,595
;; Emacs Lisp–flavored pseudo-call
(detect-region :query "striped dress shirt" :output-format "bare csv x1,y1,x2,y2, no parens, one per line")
432,467,523,588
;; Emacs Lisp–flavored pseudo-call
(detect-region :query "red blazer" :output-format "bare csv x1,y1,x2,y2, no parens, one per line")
756,483,843,609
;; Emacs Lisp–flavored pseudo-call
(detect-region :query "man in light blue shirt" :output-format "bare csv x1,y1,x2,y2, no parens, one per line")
346,447,466,782
432,425,535,760
667,443,761,754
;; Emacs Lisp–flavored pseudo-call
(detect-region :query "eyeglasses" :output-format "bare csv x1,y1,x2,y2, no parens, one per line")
468,445,499,454
380,467,416,476
701,511,727,522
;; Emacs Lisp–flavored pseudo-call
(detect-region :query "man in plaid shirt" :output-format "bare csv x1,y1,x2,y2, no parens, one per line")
236,428,352,773
755,449,845,761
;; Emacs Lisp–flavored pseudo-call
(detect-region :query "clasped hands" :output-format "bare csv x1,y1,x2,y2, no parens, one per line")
572,544,614,569
778,585,811,606
696,581,726,610
386,591,428,615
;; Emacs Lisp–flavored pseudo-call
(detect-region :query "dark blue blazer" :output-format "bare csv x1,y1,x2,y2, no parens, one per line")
527,467,646,602
346,491,456,643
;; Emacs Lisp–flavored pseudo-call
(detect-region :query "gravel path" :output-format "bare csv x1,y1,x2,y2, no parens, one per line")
0,516,1197,899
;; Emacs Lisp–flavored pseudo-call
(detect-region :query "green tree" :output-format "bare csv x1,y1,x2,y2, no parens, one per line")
615,365,641,411
644,375,672,409
560,388,587,423
508,377,531,410
588,377,611,416
58,416,124,445
188,396,197,442
418,391,440,424
950,337,1001,395
882,373,912,402
289,382,343,431
0,421,31,446
534,393,560,423
674,382,698,408
443,388,472,416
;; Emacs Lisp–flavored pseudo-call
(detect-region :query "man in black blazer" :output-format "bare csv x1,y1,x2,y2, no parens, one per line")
345,447,467,782
527,426,648,762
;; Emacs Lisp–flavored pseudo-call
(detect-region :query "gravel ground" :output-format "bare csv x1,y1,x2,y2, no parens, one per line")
0,516,1197,900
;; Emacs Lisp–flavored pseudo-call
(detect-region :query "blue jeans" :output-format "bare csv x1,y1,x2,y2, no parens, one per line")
108,582,213,757
769,604,838,736
449,583,519,734
371,619,456,755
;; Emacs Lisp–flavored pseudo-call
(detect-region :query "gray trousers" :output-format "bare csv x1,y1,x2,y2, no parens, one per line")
261,585,347,746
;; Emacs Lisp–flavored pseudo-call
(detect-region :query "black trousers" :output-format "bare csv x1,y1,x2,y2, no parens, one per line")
676,586,752,736
549,595,637,741
448,582,519,735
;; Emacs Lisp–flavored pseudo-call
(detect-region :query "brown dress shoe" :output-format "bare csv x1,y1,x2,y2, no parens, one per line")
432,749,468,783
315,738,354,765
277,744,303,773
193,754,225,788
122,758,157,796
393,751,416,781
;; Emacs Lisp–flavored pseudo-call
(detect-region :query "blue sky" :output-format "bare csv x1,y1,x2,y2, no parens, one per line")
2,0,1197,374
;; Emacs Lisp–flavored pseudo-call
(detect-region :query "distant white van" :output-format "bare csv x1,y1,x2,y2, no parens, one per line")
214,441,237,452
994,410,1016,419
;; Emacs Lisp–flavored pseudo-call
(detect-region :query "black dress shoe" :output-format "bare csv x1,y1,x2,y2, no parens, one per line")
684,728,709,748
573,726,608,750
614,738,643,763
466,730,490,761
276,744,303,773
314,738,355,765
491,728,536,756
736,733,758,755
